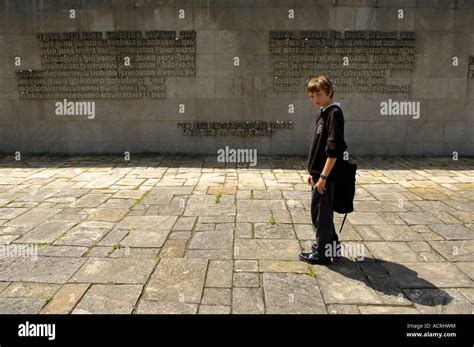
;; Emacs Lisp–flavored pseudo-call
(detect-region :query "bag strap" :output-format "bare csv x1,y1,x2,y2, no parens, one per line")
338,213,347,233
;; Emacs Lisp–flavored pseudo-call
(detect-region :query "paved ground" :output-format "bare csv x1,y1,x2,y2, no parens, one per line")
0,155,472,314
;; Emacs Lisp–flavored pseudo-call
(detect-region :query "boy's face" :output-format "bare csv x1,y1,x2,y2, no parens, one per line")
308,90,332,108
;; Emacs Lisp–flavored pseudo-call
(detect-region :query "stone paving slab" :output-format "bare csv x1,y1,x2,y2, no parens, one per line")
70,258,156,284
72,284,143,314
234,239,301,260
358,306,420,314
55,221,114,247
315,261,383,305
0,155,473,314
41,284,90,314
429,240,474,262
143,258,207,304
136,300,198,314
0,297,47,314
198,305,231,314
232,287,265,314
0,282,60,299
205,260,233,288
263,273,326,314
189,230,233,250
0,257,86,284
16,221,78,244
6,208,62,228
254,223,295,239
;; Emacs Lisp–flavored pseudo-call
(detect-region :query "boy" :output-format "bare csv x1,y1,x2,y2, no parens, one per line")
299,76,347,265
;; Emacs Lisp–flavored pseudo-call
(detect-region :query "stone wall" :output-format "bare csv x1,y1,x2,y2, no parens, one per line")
0,0,473,156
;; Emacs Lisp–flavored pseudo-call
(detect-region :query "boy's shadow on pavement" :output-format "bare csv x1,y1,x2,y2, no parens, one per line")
325,257,453,307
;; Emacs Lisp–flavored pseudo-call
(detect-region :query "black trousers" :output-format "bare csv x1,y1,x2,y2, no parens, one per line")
311,176,339,256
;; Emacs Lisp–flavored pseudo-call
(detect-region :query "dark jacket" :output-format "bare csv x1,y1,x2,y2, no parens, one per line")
307,104,347,182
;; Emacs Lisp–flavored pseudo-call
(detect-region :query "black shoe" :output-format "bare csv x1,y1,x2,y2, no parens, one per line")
312,241,342,258
299,251,332,265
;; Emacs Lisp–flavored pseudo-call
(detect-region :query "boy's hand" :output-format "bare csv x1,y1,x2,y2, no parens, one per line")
315,178,327,195
306,175,312,185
